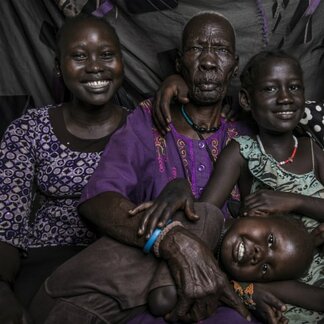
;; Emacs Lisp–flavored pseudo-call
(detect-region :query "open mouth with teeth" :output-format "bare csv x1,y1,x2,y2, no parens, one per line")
275,111,296,119
237,240,246,262
84,80,111,89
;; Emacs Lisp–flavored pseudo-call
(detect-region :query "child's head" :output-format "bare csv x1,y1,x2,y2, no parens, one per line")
220,216,313,282
239,50,305,134
55,14,124,106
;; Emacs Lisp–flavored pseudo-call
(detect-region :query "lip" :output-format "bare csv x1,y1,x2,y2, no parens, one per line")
197,82,219,91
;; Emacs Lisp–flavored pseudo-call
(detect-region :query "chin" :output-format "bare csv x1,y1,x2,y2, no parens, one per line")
192,93,223,106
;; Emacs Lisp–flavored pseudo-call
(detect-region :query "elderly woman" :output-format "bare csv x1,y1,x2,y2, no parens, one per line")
31,11,255,323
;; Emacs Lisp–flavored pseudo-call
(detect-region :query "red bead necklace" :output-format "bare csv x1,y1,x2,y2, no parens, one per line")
256,135,298,166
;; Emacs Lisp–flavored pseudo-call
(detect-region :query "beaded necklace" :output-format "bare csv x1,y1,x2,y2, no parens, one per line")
180,105,219,134
256,135,298,166
180,105,218,163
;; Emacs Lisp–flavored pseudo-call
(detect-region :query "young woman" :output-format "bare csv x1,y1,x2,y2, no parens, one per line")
0,14,128,322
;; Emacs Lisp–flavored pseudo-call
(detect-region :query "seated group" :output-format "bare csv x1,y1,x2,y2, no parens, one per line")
0,12,323,324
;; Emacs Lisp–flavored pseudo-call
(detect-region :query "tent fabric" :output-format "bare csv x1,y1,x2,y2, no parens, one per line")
0,0,324,137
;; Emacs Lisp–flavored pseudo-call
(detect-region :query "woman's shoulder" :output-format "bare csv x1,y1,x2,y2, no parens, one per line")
15,104,57,123
5,105,56,135
123,99,154,128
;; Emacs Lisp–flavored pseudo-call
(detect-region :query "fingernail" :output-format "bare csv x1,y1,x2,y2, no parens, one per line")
246,315,252,322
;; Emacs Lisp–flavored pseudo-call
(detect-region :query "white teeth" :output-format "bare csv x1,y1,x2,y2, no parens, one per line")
276,111,294,115
238,241,245,261
85,80,110,88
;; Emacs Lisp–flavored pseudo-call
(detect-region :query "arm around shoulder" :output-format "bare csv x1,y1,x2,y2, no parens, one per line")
200,140,245,207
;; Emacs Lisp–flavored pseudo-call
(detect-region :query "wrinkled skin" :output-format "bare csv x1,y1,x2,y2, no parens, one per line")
159,227,251,322
129,178,198,239
153,74,239,135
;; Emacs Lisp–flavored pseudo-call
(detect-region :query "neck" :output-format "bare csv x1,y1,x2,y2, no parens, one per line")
67,100,118,126
63,100,122,139
179,103,222,135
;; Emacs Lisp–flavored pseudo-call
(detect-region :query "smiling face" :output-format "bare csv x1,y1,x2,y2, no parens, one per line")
220,217,313,282
178,13,238,106
240,56,305,135
57,17,124,107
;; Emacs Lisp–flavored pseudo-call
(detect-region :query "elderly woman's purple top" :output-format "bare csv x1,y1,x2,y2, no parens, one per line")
80,99,250,216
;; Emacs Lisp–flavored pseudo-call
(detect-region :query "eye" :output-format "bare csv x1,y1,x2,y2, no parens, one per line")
186,46,203,54
71,52,86,61
267,233,274,248
101,51,114,60
263,86,277,93
261,263,269,275
217,47,230,54
289,84,303,91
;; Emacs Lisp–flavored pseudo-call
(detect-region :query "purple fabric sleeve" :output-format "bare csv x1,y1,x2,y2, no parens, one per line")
80,107,153,205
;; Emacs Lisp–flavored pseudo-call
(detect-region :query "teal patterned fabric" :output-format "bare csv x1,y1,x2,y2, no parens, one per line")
235,135,324,323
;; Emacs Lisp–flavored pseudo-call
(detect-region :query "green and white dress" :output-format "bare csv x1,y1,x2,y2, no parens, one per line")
235,135,324,324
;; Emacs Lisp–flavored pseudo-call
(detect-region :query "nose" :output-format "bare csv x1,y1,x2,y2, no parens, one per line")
277,87,293,104
250,245,265,265
199,49,217,71
86,55,104,73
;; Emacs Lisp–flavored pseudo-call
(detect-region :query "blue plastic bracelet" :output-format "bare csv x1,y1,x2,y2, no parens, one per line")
143,228,162,254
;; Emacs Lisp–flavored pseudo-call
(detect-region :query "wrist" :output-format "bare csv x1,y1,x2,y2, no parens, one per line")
159,226,194,259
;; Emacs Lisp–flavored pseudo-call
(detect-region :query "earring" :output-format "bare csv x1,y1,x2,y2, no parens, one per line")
56,70,61,77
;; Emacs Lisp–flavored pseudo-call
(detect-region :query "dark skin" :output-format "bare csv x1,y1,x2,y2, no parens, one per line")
79,13,251,322
0,16,126,323
57,17,125,140
148,215,319,323
132,55,324,322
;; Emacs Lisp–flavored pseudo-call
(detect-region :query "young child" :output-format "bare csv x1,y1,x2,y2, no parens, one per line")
202,50,324,323
133,50,324,323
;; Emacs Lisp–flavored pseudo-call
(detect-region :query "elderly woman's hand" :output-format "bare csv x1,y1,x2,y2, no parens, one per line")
129,178,199,239
153,74,189,136
159,226,251,322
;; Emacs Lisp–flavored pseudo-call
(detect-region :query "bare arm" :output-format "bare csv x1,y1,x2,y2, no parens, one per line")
79,191,147,248
200,140,247,207
255,281,324,312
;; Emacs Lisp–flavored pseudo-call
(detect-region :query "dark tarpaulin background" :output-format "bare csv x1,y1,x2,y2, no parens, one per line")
0,0,324,137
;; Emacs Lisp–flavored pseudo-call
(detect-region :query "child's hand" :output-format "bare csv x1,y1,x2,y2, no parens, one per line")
129,179,198,239
242,190,296,216
153,74,189,135
253,283,288,324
